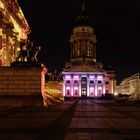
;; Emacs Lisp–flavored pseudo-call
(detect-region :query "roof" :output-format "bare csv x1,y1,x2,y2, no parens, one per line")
1,0,30,33
63,64,105,73
74,14,92,27
74,1,92,27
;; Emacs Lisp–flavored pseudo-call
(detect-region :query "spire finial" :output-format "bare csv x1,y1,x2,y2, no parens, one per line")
82,0,86,12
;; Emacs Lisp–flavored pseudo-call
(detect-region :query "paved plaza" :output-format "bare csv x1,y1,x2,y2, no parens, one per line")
0,100,140,140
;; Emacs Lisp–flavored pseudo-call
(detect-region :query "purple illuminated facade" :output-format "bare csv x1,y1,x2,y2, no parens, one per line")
63,65,115,98
62,7,115,98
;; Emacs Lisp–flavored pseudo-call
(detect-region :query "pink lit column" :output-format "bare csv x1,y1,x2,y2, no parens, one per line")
63,81,65,96
87,77,90,97
95,80,97,97
79,79,81,97
110,80,113,93
103,81,105,94
71,80,73,96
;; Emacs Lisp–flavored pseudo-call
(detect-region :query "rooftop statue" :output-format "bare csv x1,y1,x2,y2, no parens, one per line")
16,40,41,62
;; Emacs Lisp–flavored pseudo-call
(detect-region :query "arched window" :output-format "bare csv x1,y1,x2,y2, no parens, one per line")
87,45,90,56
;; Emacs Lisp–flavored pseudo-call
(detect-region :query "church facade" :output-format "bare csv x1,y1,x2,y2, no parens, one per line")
62,7,115,98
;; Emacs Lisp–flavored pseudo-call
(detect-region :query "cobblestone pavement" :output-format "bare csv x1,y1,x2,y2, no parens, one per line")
65,100,140,140
0,100,140,140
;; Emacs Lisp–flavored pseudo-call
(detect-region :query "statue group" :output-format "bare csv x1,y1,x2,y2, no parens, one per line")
16,40,41,62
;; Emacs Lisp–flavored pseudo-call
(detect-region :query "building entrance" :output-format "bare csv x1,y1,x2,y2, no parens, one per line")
81,77,87,97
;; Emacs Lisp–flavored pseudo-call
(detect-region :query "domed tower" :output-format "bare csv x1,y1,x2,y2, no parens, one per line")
63,1,116,99
70,1,96,65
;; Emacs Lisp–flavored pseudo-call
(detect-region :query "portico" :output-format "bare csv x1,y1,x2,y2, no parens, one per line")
63,64,115,98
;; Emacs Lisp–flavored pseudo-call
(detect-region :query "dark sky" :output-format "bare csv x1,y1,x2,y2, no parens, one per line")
18,0,140,83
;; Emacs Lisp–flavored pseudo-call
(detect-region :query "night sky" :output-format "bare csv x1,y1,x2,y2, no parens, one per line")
18,0,140,84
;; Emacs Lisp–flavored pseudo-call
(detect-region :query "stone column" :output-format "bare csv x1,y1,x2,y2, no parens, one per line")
87,41,90,56
71,77,73,97
77,41,80,56
6,31,11,66
1,28,6,66
93,43,96,58
71,44,73,58
110,79,113,93
0,28,2,66
79,40,81,57
63,77,66,96
79,76,81,97
90,42,93,57
75,41,78,57
73,43,75,58
83,41,86,56
95,79,98,97
87,75,90,97
103,78,106,94
14,33,20,60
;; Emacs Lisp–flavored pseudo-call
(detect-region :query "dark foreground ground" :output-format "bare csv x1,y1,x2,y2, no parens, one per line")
0,100,140,140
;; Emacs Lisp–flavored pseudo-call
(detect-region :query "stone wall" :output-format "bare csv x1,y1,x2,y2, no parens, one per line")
0,67,46,107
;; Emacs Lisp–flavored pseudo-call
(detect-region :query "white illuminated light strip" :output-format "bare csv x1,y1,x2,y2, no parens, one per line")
74,86,78,89
89,75,95,79
97,75,103,79
66,86,70,90
65,75,71,79
73,75,79,79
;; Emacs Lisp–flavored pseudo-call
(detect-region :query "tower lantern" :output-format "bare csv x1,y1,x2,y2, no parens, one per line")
70,0,96,64
70,24,96,64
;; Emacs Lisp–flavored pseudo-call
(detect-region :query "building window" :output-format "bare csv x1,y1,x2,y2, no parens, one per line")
66,86,70,96
105,81,109,85
66,80,70,84
82,28,85,31
90,80,94,84
74,89,78,96
66,90,70,95
90,87,94,96
82,81,86,84
90,42,93,56
72,45,74,56
98,81,102,84
82,89,86,96
106,90,109,93
87,45,90,56
74,87,78,96
74,80,78,84
77,45,80,56
98,89,102,96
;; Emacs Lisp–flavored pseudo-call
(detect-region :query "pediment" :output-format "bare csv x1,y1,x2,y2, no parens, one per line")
64,64,105,73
